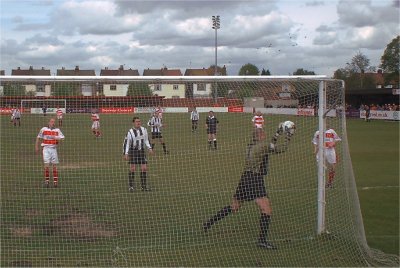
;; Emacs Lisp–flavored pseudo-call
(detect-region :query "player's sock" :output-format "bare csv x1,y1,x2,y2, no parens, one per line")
213,139,217,149
97,131,101,137
129,172,135,188
140,172,147,189
151,143,155,149
259,213,271,243
44,167,50,183
92,130,97,136
208,140,212,149
205,205,232,229
328,170,335,185
162,143,168,153
53,167,58,185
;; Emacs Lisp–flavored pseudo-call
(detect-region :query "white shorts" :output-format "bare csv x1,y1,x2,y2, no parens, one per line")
92,121,100,129
57,115,63,120
42,146,59,164
316,148,337,164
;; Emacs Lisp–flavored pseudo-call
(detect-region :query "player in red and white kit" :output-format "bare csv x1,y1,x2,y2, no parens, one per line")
35,118,65,188
312,127,342,188
91,110,101,137
155,106,163,119
252,111,264,129
56,107,63,127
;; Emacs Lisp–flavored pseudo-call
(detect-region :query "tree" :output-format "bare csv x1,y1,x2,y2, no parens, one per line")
293,68,315,75
261,68,271,75
127,82,152,96
345,51,375,90
3,83,26,96
380,35,400,85
239,63,259,75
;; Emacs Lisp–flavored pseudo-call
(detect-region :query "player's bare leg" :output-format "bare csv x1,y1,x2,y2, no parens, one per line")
52,164,58,188
44,164,50,187
326,163,336,188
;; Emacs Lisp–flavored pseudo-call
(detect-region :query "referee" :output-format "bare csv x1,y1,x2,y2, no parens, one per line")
203,126,295,249
123,117,154,192
205,111,219,150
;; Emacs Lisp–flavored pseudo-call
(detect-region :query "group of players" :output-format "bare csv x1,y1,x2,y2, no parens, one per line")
33,106,341,249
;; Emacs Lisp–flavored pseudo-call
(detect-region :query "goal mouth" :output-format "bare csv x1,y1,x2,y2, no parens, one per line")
0,76,397,267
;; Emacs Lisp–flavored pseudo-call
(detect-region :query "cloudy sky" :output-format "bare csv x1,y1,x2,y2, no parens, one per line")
0,0,399,76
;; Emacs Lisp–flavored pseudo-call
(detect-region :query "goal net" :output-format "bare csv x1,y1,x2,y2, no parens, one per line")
0,76,398,267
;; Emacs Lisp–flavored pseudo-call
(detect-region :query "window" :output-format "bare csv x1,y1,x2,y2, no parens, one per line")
110,85,117,91
197,83,206,91
154,84,162,91
36,84,45,92
173,84,179,90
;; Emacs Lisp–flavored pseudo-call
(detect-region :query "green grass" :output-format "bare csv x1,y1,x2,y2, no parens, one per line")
0,113,398,266
347,119,399,255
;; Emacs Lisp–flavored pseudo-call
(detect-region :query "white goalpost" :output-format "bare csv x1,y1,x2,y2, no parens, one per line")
0,75,398,267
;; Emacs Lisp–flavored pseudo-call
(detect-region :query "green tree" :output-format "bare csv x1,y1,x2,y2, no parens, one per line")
127,82,152,96
293,68,315,75
344,51,375,90
333,68,349,80
261,68,271,75
3,83,26,96
239,63,259,75
52,82,81,96
380,35,400,85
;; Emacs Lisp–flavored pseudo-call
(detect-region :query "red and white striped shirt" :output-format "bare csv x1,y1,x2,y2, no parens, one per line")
252,115,264,129
56,109,63,117
37,127,65,147
312,129,341,149
91,113,100,121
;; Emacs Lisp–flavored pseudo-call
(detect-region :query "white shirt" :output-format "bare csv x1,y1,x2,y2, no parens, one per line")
312,129,341,149
123,126,152,154
37,127,65,148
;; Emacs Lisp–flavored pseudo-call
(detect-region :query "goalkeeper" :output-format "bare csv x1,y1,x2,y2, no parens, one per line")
203,122,295,249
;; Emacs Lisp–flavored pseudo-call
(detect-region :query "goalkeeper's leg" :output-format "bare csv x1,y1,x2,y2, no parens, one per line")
203,199,241,231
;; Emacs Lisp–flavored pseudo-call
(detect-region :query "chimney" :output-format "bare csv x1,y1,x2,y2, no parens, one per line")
377,69,383,74
62,67,65,70
75,66,79,71
17,67,21,70
119,65,124,70
29,66,33,70
42,67,45,70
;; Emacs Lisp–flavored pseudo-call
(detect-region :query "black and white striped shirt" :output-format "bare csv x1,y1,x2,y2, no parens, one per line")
123,127,152,154
190,110,199,121
147,116,163,133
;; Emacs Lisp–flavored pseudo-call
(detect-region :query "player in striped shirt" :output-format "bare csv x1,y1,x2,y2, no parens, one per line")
190,107,200,132
56,107,63,127
91,110,101,137
252,111,264,129
35,118,65,188
147,111,169,154
155,106,163,119
123,117,154,192
12,108,21,127
312,126,341,188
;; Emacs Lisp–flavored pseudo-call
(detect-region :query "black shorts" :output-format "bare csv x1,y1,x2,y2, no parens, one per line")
207,128,217,134
192,120,198,124
151,132,163,139
128,149,147,165
234,171,268,201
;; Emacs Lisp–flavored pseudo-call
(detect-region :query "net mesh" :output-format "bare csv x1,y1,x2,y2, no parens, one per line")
0,76,398,267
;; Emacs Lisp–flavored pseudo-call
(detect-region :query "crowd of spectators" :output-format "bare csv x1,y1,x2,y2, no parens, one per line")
359,103,399,111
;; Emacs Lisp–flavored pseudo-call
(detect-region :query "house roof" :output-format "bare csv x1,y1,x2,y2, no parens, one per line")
11,66,51,76
184,68,209,76
100,66,139,76
57,66,96,76
161,68,182,76
0,70,4,75
143,69,163,76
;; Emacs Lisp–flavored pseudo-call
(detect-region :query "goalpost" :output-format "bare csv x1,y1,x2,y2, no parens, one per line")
0,76,398,267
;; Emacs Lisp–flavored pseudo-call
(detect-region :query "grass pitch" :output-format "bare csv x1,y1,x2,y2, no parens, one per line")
1,113,398,266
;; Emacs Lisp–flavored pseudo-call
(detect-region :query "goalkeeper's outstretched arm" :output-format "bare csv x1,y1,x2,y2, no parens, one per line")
269,121,295,154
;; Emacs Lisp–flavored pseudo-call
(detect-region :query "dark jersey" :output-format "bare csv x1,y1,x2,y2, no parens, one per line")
206,116,219,133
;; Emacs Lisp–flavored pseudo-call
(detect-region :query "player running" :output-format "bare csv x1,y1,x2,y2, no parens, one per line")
91,109,101,137
312,126,341,188
35,118,65,188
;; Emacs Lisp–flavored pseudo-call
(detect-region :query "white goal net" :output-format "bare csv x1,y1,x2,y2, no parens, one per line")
0,76,398,267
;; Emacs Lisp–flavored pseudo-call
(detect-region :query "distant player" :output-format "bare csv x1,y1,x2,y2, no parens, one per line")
252,110,264,129
42,105,47,116
155,106,163,119
56,107,63,127
12,108,21,127
91,110,101,137
364,105,371,122
35,118,65,188
10,107,15,122
206,111,219,150
312,126,341,188
147,111,169,154
190,107,200,132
